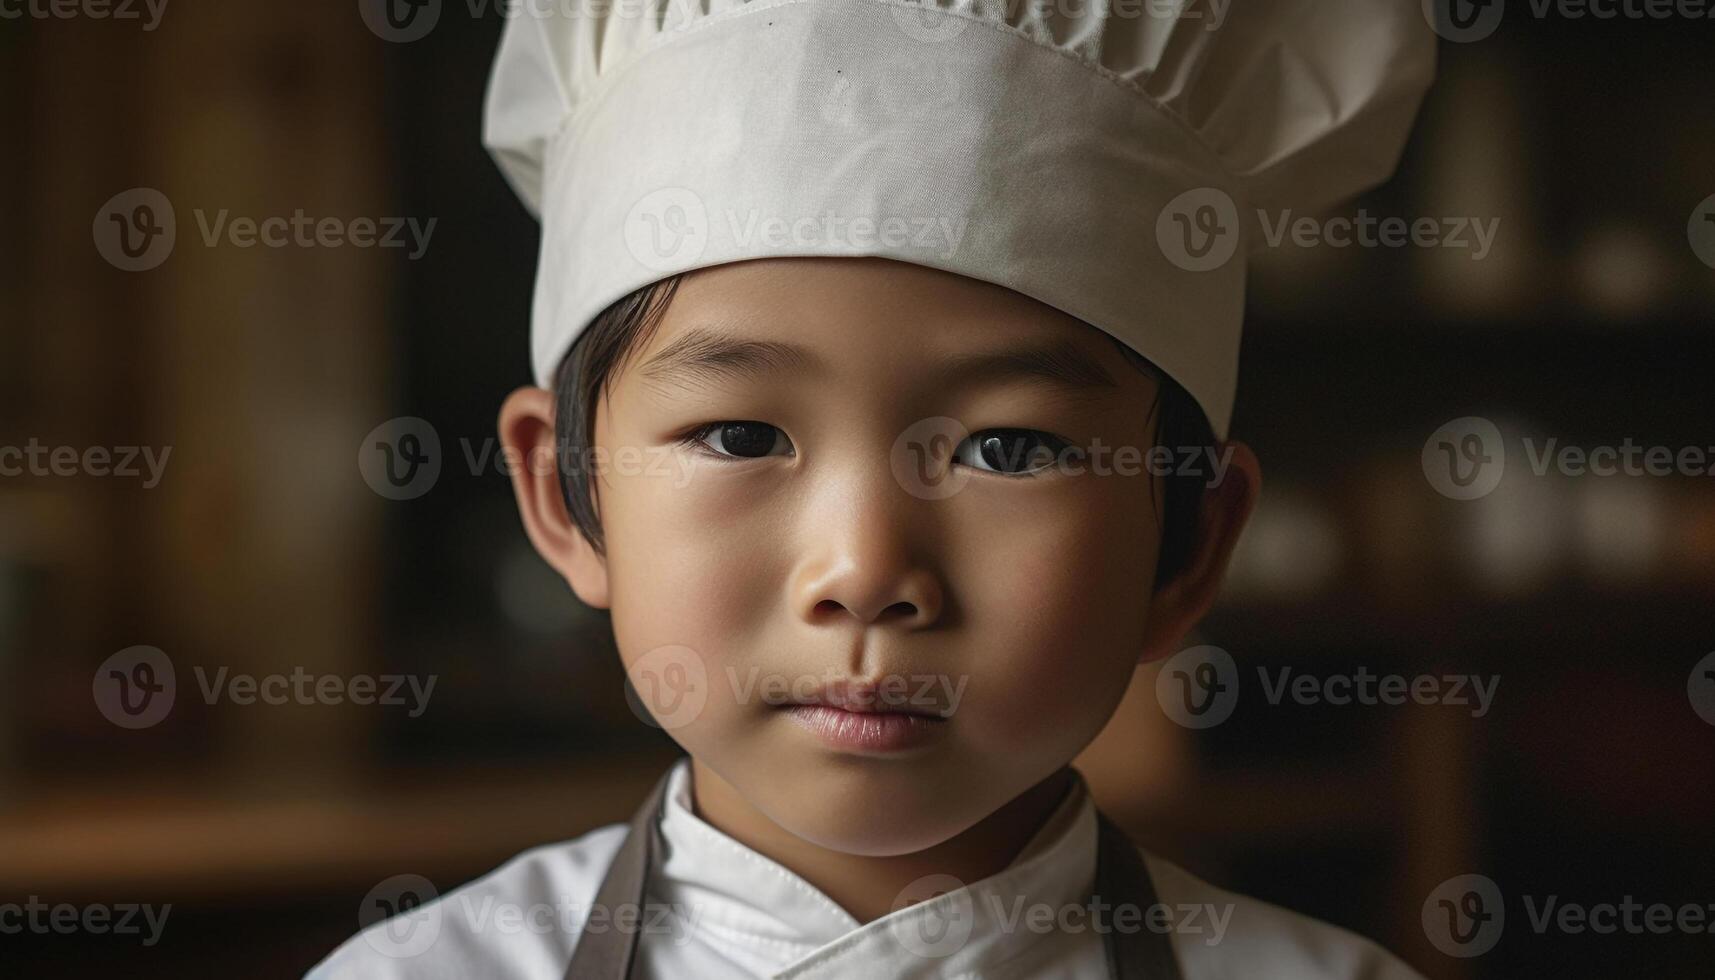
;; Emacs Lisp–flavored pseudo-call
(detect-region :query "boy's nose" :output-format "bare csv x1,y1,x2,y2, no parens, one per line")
795,560,944,630
788,486,945,631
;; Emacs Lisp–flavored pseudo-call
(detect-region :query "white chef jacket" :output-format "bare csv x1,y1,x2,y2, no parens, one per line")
307,758,1423,979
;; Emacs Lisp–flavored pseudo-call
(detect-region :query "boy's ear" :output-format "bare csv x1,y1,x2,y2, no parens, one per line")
1138,441,1261,664
498,386,611,610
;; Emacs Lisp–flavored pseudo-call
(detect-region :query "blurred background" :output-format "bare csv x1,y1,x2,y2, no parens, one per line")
4,2,1714,977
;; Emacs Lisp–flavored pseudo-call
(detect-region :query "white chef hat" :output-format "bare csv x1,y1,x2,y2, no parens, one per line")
482,0,1435,439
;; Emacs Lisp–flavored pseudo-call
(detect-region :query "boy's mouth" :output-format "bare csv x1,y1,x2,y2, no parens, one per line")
780,704,948,754
778,678,950,717
774,678,952,754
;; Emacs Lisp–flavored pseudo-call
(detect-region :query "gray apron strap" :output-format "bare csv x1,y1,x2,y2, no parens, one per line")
563,767,1184,980
562,766,675,980
1092,809,1185,980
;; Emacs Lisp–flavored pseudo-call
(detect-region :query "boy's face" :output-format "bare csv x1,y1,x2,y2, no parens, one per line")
509,256,1255,856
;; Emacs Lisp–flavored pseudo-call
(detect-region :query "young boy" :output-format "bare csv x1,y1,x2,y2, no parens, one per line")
312,0,1435,976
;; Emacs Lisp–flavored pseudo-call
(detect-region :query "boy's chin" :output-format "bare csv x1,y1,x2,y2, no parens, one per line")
745,764,1003,857
776,801,988,857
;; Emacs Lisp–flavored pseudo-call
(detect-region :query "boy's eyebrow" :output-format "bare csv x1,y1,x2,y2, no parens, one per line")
638,328,823,390
638,326,1119,395
942,343,1119,395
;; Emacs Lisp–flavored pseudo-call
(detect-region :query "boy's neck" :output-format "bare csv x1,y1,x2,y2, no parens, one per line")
686,758,1078,924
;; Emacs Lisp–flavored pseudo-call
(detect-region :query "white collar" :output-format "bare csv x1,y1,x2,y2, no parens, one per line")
652,757,1098,978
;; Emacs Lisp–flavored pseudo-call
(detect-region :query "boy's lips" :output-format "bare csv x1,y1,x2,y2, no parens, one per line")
773,676,953,754
775,677,949,717
781,703,949,754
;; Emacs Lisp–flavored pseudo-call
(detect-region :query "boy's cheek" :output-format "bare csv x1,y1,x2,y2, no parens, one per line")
603,482,781,622
953,531,1148,737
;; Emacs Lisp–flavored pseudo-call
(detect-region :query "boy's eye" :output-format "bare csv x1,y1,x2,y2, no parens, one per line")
952,428,1069,475
689,421,793,459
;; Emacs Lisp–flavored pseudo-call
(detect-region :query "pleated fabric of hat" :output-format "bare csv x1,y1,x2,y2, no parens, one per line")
482,0,1436,439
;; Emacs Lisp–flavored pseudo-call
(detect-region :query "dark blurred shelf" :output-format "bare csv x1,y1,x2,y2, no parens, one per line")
0,749,680,902
1210,585,1712,667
